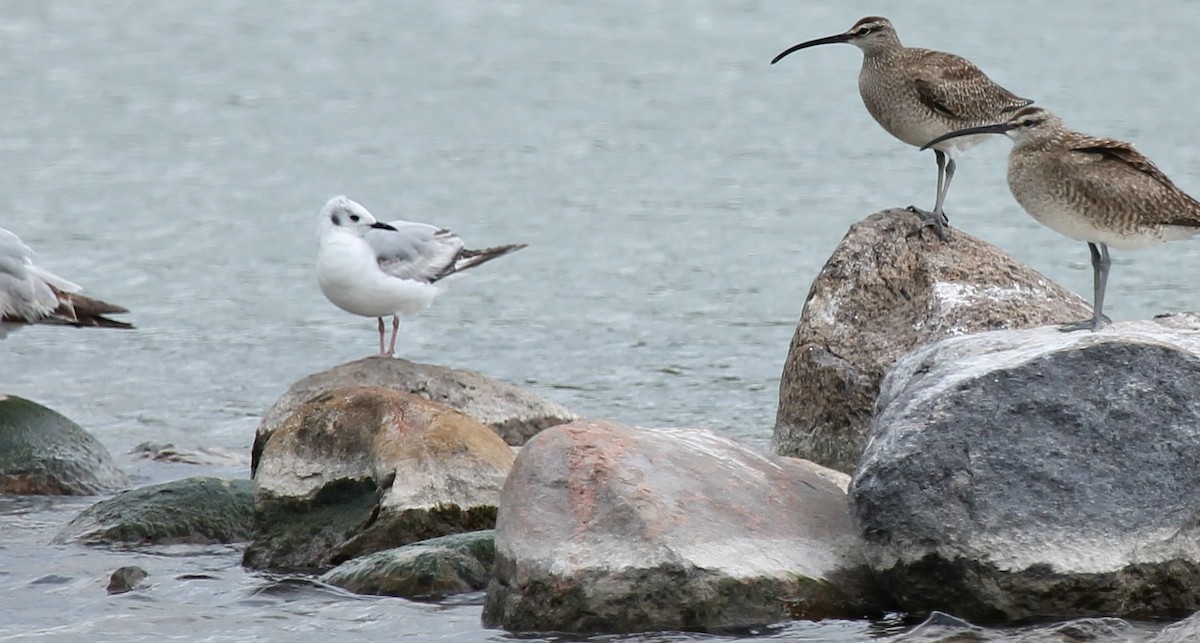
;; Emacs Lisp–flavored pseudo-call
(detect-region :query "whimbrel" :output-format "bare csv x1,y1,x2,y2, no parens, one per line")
772,16,1032,240
922,105,1200,331
317,195,526,357
0,227,132,329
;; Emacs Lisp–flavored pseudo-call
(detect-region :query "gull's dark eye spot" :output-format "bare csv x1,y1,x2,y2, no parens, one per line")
331,214,341,226
350,214,361,222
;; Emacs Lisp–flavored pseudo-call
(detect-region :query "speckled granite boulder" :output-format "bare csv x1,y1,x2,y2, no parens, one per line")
851,318,1200,622
772,208,1091,473
52,477,253,546
244,387,513,570
484,419,885,634
0,394,129,495
253,358,578,473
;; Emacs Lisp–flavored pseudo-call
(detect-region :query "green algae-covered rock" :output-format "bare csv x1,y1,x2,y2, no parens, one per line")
0,394,129,495
320,530,495,598
52,476,254,546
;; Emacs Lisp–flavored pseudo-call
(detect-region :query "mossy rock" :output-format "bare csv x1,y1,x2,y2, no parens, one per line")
0,394,128,495
320,530,495,598
53,476,254,546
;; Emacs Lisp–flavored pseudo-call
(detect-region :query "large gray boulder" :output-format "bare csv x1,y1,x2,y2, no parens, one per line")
483,419,885,634
53,477,254,546
244,387,514,570
0,394,129,495
850,317,1200,622
772,208,1092,472
253,358,579,473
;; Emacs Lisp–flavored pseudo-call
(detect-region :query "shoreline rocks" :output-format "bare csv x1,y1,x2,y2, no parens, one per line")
0,395,129,495
252,357,579,474
772,208,1091,473
244,386,514,570
851,318,1200,622
484,419,887,633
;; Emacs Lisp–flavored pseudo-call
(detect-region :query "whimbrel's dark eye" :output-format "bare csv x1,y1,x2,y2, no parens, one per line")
349,214,361,222
1022,119,1036,127
856,27,872,36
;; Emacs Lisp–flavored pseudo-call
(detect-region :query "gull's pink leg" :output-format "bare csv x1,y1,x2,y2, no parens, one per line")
376,317,387,357
385,315,400,357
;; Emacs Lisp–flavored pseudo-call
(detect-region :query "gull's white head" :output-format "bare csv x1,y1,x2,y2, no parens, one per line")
318,195,393,237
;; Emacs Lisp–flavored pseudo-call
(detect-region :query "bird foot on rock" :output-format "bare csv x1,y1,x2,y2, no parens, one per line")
904,206,952,242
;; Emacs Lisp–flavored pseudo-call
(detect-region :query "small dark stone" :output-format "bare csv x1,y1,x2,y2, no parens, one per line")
107,566,148,594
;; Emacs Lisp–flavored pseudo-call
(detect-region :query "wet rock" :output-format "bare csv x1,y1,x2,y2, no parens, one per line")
0,394,129,495
483,419,885,634
1152,610,1200,643
130,442,249,467
244,387,513,570
52,477,254,546
320,530,494,598
253,358,578,473
772,209,1091,472
851,319,1200,622
106,566,148,594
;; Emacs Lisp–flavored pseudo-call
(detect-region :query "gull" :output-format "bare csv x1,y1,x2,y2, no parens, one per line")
0,226,132,331
316,195,527,357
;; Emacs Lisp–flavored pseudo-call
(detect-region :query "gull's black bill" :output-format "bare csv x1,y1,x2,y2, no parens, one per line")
771,33,853,65
371,221,398,231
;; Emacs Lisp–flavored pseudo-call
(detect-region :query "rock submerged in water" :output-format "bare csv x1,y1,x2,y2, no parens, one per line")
252,357,579,473
52,476,254,546
320,530,494,598
851,318,1200,622
0,394,129,495
243,386,513,571
106,566,148,594
772,209,1092,473
483,419,886,634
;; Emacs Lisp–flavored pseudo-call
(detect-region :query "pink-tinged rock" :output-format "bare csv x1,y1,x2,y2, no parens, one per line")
483,419,885,634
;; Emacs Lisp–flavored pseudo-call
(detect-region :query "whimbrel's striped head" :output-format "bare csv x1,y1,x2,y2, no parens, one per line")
771,16,900,65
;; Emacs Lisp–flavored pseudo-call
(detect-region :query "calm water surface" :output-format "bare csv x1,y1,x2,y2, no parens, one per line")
2,1,1198,640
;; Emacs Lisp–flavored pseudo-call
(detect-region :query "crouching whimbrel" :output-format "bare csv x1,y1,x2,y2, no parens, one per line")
771,16,1031,240
923,105,1200,331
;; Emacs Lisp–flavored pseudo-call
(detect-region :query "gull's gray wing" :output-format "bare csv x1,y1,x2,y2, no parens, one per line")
364,220,464,283
0,227,59,321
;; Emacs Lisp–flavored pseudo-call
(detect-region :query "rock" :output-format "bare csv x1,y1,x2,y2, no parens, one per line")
483,419,885,634
850,319,1200,622
772,208,1092,472
52,477,254,546
252,358,578,474
243,387,513,570
320,530,494,598
106,566,148,594
130,442,250,467
1153,611,1200,643
0,394,129,495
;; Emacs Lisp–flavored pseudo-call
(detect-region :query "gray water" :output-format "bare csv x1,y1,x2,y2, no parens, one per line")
2,1,1197,641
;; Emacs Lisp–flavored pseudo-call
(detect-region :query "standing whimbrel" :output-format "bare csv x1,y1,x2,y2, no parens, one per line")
922,105,1200,331
771,16,1031,240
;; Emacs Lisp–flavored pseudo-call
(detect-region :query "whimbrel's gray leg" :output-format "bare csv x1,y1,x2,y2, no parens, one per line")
910,151,952,241
1060,242,1112,332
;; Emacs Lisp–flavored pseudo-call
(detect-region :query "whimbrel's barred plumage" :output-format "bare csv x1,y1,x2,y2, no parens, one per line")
923,105,1200,331
772,16,1031,240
